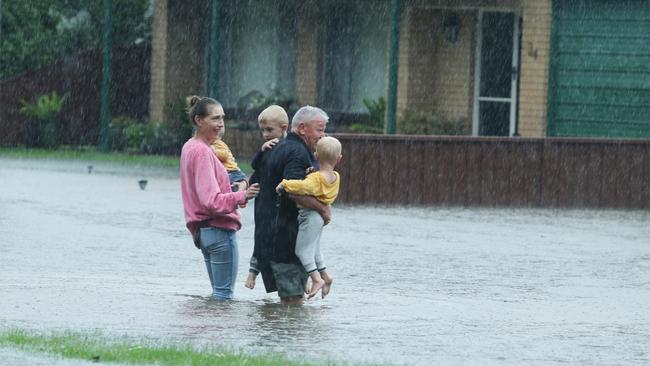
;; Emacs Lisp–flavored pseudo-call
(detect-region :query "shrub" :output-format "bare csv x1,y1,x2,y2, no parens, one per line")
111,116,182,155
19,91,69,148
342,97,386,134
239,88,296,112
123,121,178,154
363,96,386,130
345,124,384,134
109,116,138,151
399,110,468,135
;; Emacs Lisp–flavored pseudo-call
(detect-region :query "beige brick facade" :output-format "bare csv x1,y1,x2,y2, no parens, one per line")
149,0,209,123
395,0,550,136
150,0,552,135
148,0,168,123
295,1,320,106
518,0,552,137
397,6,476,131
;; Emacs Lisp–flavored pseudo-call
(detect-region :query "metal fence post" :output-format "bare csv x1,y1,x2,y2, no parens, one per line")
99,0,113,151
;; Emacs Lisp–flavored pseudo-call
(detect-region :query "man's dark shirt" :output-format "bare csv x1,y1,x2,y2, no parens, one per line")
251,132,314,292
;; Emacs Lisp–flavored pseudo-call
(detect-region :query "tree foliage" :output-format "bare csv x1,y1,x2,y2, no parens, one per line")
19,91,69,148
0,0,152,80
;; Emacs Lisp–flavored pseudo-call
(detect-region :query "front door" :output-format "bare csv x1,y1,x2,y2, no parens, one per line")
473,11,520,136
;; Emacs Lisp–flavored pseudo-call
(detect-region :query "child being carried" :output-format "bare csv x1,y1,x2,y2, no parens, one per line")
276,136,342,299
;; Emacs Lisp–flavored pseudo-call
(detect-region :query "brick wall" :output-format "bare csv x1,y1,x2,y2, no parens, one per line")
518,0,552,137
148,0,168,123
396,0,551,137
295,1,320,106
148,0,552,135
396,5,411,122
403,9,437,112
164,0,209,121
149,0,210,124
398,7,476,127
430,10,475,127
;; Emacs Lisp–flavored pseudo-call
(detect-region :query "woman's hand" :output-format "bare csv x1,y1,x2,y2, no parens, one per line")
245,183,260,201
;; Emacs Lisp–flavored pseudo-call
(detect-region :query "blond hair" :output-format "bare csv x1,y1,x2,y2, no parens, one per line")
258,105,289,127
315,136,341,165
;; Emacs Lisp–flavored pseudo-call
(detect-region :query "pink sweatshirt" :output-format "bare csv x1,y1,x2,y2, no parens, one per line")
180,137,246,236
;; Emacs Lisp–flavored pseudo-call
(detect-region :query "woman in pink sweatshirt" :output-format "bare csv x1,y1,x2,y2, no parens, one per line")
180,96,259,300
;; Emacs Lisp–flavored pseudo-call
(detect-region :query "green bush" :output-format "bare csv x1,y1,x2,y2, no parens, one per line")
342,97,386,134
109,116,138,151
19,91,68,148
363,96,386,130
345,124,384,134
123,121,178,154
1,1,152,79
240,89,296,112
110,116,184,155
399,110,468,136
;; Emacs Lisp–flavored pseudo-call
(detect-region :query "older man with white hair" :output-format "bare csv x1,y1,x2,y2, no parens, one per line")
252,105,331,305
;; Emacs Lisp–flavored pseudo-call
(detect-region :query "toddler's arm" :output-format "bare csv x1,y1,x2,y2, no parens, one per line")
261,138,279,151
276,172,322,196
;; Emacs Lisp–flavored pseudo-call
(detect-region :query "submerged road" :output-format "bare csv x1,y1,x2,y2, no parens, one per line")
1,157,649,365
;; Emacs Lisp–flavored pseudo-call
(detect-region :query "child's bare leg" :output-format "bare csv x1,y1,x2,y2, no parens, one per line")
245,272,256,289
319,270,333,298
307,271,324,299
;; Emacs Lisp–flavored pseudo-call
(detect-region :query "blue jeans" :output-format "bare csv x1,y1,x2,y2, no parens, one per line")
199,227,238,300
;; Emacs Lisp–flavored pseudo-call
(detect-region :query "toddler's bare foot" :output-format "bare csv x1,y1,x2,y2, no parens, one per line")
308,279,324,299
245,273,256,289
320,271,333,298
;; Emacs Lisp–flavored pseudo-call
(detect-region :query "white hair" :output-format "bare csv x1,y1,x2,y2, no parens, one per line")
291,106,329,131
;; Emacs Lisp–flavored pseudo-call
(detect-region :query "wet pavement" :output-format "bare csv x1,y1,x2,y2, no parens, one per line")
1,157,649,365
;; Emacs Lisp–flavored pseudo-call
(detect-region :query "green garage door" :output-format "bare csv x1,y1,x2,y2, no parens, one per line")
548,0,650,138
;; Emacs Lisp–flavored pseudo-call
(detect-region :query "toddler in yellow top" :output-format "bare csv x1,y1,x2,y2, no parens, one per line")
276,136,342,299
210,124,247,192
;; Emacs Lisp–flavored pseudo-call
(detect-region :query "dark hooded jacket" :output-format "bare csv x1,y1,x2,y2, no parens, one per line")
251,132,315,292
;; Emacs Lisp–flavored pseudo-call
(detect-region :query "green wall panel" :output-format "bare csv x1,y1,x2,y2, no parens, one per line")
548,0,650,138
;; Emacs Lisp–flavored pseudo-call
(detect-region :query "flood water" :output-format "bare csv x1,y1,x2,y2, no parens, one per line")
1,157,649,365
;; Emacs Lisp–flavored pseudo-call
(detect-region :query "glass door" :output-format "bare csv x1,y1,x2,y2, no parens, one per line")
473,11,519,136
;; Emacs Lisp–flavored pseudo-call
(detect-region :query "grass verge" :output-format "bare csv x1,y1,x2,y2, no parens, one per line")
0,147,180,167
0,147,252,173
0,328,317,366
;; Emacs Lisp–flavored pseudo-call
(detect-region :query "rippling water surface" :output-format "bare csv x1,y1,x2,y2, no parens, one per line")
1,157,649,365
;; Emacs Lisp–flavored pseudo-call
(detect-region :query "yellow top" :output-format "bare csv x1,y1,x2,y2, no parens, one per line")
210,139,239,171
281,171,340,205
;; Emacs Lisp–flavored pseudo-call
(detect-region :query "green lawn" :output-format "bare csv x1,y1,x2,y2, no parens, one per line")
0,329,325,366
0,147,252,173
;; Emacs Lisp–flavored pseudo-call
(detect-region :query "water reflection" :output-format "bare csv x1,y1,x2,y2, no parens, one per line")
176,294,332,358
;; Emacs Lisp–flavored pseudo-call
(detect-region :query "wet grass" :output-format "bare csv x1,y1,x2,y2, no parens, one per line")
0,329,319,366
0,147,252,172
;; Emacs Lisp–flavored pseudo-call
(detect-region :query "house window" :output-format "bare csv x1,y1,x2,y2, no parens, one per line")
319,0,389,113
217,0,296,109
